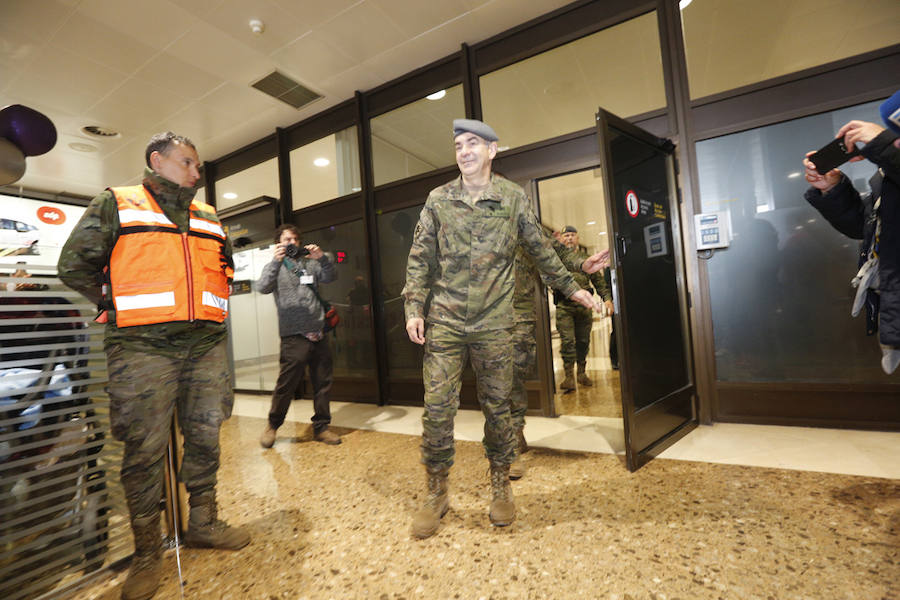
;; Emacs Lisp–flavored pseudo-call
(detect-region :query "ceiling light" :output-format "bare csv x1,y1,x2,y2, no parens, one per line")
314,158,330,167
787,172,801,178
223,192,238,200
597,231,607,236
351,186,361,192
497,146,510,152
679,0,692,9
586,221,596,225
68,142,97,152
426,90,446,101
249,19,264,34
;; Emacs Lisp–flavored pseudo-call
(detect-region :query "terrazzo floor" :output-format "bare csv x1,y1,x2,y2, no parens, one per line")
66,408,900,600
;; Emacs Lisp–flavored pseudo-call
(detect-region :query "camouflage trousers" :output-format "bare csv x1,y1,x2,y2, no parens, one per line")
421,323,515,469
556,302,593,364
106,340,234,520
511,321,536,433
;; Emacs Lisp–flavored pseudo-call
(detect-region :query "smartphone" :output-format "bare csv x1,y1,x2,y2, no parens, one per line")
809,137,861,174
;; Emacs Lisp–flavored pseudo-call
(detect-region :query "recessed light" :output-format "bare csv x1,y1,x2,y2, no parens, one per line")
679,0,692,9
314,158,330,167
787,172,801,178
351,186,361,192
426,90,446,101
68,142,97,152
586,221,596,225
223,192,238,200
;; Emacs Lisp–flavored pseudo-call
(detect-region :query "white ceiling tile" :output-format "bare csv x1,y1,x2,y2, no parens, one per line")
77,0,198,50
197,82,285,119
84,78,193,135
133,53,226,102
187,0,312,56
271,0,362,29
370,0,471,39
1,0,77,34
49,12,160,76
317,64,388,98
316,2,407,63
165,19,272,84
271,32,357,84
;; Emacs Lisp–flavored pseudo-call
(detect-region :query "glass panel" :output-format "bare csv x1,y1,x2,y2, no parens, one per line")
376,205,424,378
215,158,279,210
480,12,665,151
682,0,900,99
371,85,464,186
696,99,892,382
301,220,375,379
230,245,280,390
289,126,361,209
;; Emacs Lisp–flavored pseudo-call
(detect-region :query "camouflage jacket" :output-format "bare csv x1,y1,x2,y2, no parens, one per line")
513,240,585,323
403,173,580,332
552,242,611,306
57,168,233,359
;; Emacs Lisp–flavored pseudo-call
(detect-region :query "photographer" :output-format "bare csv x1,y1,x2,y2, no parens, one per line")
257,224,340,446
802,90,900,373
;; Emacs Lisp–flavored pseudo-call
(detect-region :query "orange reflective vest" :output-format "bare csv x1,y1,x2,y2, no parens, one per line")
108,185,231,327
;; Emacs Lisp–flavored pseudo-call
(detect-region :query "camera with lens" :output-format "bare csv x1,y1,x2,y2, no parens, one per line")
284,243,309,259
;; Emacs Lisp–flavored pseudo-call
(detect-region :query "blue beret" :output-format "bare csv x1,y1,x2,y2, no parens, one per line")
452,119,498,142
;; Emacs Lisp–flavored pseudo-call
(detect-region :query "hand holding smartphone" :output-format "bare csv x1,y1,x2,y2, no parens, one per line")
808,137,861,174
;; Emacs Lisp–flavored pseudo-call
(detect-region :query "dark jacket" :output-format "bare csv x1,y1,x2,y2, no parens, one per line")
804,130,900,345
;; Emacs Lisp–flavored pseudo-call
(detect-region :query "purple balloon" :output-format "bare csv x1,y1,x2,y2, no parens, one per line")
0,104,57,157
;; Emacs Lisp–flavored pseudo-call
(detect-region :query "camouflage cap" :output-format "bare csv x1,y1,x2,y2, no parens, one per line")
452,119,498,142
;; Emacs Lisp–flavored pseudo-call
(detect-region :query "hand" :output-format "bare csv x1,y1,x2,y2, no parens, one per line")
570,289,603,312
581,249,610,274
273,242,288,260
605,300,614,315
836,120,884,151
406,317,425,345
306,244,323,259
803,151,841,193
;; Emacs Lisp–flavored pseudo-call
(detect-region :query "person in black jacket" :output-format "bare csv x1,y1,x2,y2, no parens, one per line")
802,100,900,374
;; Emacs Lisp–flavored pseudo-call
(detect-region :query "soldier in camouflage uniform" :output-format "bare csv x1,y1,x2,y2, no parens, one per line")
403,119,603,539
553,225,614,391
58,133,249,600
509,241,609,480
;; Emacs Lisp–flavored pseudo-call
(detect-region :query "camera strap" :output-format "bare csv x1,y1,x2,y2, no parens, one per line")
283,257,331,312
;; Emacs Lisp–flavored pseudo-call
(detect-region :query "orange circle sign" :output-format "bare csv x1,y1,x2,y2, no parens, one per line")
37,206,66,225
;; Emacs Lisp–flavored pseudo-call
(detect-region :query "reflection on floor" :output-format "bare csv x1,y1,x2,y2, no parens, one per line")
68,401,900,600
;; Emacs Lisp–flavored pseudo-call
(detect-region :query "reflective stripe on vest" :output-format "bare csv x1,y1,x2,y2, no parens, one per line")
109,185,230,327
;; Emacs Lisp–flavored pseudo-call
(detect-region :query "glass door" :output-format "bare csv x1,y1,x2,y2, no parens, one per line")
597,109,696,471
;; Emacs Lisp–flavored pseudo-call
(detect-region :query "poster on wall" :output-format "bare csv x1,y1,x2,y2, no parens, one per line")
0,194,86,270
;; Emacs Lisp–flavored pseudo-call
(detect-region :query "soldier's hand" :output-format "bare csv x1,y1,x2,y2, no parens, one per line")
570,289,603,312
406,317,425,345
581,249,610,274
605,300,614,315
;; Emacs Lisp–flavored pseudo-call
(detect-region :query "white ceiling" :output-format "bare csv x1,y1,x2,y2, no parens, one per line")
1,0,573,198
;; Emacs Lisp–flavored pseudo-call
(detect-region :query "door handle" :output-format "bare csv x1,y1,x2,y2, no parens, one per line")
616,234,628,257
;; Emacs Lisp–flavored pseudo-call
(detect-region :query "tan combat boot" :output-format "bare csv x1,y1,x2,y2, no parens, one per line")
489,464,515,526
121,514,163,600
509,430,527,480
560,363,575,391
411,466,449,539
259,425,277,448
577,362,593,386
184,494,251,550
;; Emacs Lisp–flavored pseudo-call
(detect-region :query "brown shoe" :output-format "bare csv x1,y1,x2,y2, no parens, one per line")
314,428,341,445
259,425,277,449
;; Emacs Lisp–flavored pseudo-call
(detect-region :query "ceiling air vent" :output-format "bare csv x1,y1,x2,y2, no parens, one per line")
251,70,321,110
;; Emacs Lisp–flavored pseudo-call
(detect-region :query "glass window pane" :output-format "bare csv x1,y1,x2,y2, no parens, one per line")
376,205,424,378
682,0,900,99
230,245,281,391
215,158,279,210
696,99,893,383
371,85,464,187
289,126,361,209
480,12,665,151
301,220,376,378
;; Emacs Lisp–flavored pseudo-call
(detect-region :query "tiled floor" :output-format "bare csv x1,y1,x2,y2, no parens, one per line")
233,394,900,479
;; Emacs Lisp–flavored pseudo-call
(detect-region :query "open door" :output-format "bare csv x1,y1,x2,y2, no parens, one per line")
597,108,696,471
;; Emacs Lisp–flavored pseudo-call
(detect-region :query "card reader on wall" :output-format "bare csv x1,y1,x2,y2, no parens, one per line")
694,211,732,250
